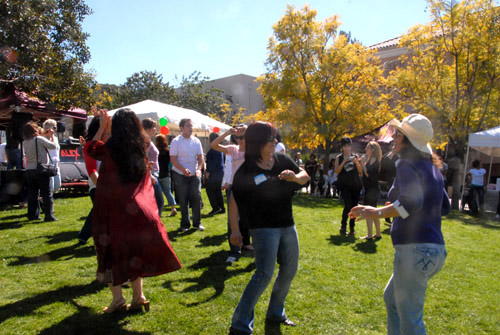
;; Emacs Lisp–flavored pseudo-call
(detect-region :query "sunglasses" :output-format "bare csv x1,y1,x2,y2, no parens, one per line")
235,135,245,140
267,136,276,143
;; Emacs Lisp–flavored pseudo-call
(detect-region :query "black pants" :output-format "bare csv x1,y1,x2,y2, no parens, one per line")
78,188,95,242
341,187,360,233
205,171,225,212
26,169,56,221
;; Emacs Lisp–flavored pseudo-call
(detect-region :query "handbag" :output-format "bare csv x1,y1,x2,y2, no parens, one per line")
35,138,58,177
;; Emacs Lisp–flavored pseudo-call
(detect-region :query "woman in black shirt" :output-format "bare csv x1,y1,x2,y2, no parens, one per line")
228,122,309,335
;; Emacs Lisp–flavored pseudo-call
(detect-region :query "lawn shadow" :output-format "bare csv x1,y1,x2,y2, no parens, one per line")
292,195,339,209
352,240,378,254
448,211,500,230
6,243,95,266
264,321,282,335
166,228,197,242
327,234,357,246
0,281,105,324
19,230,79,245
0,219,24,231
38,300,151,335
195,233,226,248
162,249,255,307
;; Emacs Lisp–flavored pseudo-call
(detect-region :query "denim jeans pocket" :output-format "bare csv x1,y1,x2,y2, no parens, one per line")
413,246,440,274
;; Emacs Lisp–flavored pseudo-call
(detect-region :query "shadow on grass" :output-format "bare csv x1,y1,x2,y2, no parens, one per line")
166,228,197,242
0,281,105,324
196,233,226,248
0,220,24,231
19,230,79,245
38,300,151,335
6,243,95,266
353,240,378,254
447,211,500,230
328,234,356,246
265,321,283,335
162,250,256,307
292,195,340,209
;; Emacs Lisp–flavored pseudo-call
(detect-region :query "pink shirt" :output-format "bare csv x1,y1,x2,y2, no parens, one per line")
227,145,245,184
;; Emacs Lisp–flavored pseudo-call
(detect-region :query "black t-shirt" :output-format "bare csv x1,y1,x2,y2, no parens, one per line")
337,154,362,191
158,151,171,178
362,160,380,189
232,152,302,229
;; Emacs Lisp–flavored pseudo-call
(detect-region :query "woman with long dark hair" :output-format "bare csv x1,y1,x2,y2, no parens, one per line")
87,109,181,313
349,114,450,334
228,121,309,335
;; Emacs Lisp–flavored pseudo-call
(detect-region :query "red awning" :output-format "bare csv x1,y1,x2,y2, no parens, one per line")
0,85,87,129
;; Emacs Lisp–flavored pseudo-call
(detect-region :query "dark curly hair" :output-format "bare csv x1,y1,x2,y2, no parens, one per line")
106,109,150,183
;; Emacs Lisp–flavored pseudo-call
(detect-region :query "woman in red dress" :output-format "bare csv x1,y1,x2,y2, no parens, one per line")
87,109,181,313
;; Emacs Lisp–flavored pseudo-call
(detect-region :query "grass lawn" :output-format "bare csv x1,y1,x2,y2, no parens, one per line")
0,192,499,334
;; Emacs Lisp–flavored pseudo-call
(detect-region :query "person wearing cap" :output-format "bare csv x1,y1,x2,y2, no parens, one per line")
335,136,362,235
349,113,450,335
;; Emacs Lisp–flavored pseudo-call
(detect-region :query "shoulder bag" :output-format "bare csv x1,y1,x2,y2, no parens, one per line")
35,138,58,177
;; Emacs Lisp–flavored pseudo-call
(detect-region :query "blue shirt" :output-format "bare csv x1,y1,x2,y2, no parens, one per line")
388,158,450,246
205,149,224,175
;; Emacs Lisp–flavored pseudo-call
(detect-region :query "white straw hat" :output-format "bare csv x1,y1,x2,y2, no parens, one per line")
389,114,433,155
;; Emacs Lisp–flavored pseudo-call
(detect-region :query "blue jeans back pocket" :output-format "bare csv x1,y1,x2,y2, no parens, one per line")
413,247,440,273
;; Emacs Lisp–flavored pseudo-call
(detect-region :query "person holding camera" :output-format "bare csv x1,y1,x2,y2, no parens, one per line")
335,137,362,235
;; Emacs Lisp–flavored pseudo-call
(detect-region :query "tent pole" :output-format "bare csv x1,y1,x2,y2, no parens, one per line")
460,144,470,211
487,153,493,188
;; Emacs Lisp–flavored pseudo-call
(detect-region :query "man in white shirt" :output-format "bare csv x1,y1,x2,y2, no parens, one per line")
170,119,205,232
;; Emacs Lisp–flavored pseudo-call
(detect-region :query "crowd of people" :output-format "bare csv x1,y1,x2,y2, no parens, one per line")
2,110,500,335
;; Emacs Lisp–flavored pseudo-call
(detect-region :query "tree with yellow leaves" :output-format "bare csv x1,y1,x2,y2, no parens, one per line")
388,0,500,208
256,5,388,158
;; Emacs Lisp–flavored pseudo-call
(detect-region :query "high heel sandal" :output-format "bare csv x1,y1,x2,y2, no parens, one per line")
103,298,126,314
127,299,150,312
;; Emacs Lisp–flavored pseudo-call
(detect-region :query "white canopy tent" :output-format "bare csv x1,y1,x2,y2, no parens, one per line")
107,99,231,137
461,125,500,204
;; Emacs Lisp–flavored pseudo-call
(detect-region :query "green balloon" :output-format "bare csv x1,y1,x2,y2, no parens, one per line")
159,117,168,126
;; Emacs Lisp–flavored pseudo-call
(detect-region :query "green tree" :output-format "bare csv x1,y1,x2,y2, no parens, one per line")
256,5,388,158
118,70,178,106
388,0,500,207
0,0,95,108
176,71,228,116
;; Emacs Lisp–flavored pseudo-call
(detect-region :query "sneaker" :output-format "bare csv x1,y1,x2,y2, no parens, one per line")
180,227,189,232
226,256,237,265
196,224,205,231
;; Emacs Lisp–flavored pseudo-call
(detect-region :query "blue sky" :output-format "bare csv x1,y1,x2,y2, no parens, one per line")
82,0,431,85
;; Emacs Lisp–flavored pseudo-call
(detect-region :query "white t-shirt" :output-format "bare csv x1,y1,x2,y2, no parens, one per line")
170,135,203,175
469,168,486,186
226,145,245,184
48,136,60,164
275,142,286,153
0,143,6,163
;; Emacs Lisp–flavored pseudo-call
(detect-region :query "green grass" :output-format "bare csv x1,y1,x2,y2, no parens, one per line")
1,192,499,334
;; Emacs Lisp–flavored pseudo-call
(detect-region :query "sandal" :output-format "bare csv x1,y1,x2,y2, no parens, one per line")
103,298,126,314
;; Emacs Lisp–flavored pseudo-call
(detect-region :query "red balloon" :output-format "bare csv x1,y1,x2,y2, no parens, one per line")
213,126,220,133
161,126,169,135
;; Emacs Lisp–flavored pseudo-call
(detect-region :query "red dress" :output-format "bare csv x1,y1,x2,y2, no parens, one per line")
87,141,181,285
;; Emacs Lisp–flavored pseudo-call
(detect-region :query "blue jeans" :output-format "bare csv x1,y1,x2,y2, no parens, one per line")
49,172,61,194
172,172,202,229
384,243,447,335
25,169,56,221
159,176,176,207
5,147,22,170
231,226,299,334
153,176,164,217
226,187,241,258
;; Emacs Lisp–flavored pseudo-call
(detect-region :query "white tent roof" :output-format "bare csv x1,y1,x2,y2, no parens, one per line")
468,125,500,157
107,99,231,137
